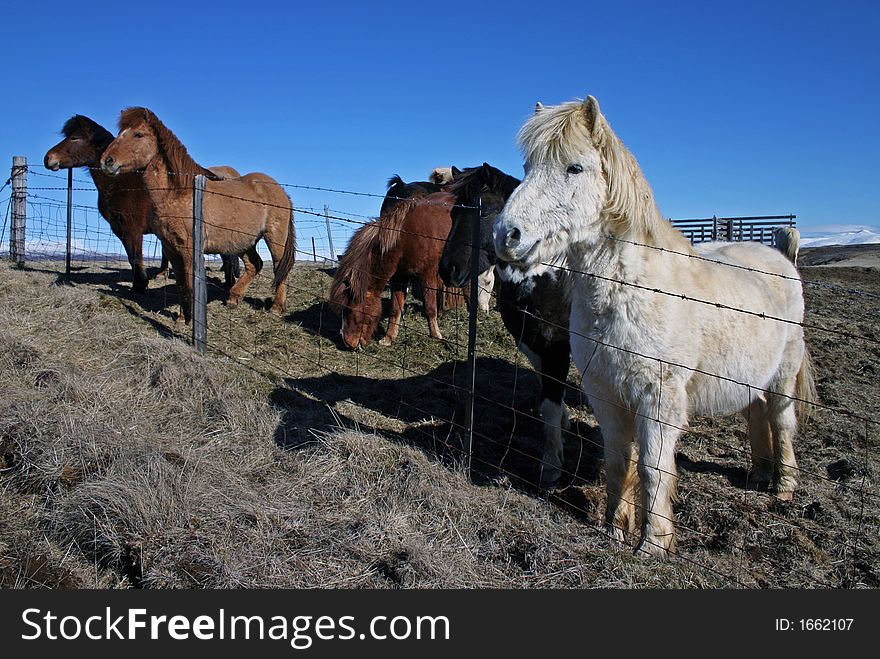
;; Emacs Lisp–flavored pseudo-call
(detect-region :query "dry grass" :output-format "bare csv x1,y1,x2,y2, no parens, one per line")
0,251,877,588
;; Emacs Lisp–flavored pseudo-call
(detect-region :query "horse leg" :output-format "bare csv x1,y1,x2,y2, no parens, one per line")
423,275,443,340
172,253,193,325
124,233,149,293
264,224,291,313
767,349,802,499
744,394,773,490
538,340,571,489
379,284,407,346
222,255,240,291
591,400,638,543
634,388,686,559
478,266,494,313
156,245,169,279
227,246,263,308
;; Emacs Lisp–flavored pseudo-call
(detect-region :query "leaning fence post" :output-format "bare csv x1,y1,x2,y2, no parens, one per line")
463,196,481,473
711,214,718,241
65,168,73,278
192,174,207,354
10,156,26,267
324,205,336,261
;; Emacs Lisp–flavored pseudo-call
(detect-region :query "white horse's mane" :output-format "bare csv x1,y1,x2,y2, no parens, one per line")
518,98,674,242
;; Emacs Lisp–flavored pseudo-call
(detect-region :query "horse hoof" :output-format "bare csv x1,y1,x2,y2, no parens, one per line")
378,336,393,347
634,539,671,561
226,298,240,308
775,490,794,502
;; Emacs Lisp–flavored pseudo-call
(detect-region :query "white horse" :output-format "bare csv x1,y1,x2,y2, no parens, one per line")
774,226,801,266
493,96,816,558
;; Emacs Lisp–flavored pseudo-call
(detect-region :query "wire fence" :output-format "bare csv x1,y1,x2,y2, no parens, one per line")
2,156,877,588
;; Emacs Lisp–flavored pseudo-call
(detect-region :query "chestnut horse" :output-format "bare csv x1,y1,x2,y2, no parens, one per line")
100,108,295,323
330,192,455,349
44,115,241,292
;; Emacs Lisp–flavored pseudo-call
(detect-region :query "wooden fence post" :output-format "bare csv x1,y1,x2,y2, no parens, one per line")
10,156,26,267
192,175,207,354
324,205,336,261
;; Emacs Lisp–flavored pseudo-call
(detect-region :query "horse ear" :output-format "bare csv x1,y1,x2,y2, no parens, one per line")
534,102,544,113
582,95,603,139
451,166,462,177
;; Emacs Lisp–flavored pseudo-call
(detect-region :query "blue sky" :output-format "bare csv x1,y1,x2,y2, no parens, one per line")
2,0,878,255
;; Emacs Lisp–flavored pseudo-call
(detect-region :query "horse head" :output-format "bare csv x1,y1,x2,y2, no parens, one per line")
440,163,517,288
101,107,160,175
44,115,114,171
494,96,611,267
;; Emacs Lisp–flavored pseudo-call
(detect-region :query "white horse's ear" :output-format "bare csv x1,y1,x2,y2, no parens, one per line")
582,95,602,138
534,102,545,113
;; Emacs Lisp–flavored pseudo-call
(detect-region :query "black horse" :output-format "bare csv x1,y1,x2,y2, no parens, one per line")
439,163,572,489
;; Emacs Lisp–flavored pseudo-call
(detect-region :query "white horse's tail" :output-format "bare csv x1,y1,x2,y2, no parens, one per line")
774,227,800,266
795,347,817,423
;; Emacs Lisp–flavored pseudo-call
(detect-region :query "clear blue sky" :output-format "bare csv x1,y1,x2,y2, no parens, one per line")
2,0,878,247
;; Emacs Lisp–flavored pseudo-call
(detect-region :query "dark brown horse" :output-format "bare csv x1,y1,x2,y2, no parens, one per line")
44,115,241,292
329,192,457,349
100,107,295,324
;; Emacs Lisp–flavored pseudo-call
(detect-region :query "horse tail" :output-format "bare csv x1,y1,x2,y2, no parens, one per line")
273,205,296,291
775,227,800,266
795,346,817,424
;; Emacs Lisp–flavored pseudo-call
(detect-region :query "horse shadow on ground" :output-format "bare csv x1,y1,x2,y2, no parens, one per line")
30,263,245,317
269,355,604,497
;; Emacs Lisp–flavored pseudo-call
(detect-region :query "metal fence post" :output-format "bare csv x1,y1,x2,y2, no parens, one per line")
10,156,26,267
192,175,207,354
65,168,73,278
463,196,481,473
324,205,336,261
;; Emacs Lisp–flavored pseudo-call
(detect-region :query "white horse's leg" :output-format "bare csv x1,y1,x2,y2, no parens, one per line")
635,389,685,559
593,401,637,543
767,347,802,499
477,267,494,312
744,394,774,489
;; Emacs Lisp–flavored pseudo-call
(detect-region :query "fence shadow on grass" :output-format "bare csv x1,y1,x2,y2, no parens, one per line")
268,355,604,496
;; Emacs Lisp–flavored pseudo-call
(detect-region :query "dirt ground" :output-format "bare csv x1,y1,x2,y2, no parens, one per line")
0,244,877,588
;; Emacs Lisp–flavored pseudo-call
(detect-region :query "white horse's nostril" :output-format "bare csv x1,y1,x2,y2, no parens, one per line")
505,227,521,248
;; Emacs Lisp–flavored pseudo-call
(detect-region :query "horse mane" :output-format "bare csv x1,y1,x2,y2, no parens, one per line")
446,163,521,205
329,221,383,312
518,99,670,240
119,107,220,181
377,196,419,254
61,115,114,149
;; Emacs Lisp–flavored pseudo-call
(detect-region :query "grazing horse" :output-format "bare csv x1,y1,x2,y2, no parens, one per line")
330,192,455,349
494,96,816,558
774,227,800,266
44,115,241,292
100,107,294,324
440,163,572,488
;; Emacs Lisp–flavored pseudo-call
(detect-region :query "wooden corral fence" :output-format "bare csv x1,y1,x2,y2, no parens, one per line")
671,214,796,245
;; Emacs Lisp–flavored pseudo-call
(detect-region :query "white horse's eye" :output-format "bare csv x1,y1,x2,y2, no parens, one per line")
567,164,584,175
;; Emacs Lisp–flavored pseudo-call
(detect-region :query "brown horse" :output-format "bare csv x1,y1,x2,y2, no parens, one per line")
44,115,241,292
329,192,457,349
99,107,295,324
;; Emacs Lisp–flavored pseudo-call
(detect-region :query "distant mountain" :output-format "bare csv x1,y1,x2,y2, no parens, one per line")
800,228,880,248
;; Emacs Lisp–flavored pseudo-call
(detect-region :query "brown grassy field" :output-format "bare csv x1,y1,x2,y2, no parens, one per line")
0,245,877,588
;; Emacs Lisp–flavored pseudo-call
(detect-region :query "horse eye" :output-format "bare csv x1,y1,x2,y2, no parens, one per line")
134,132,144,138
567,164,584,175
